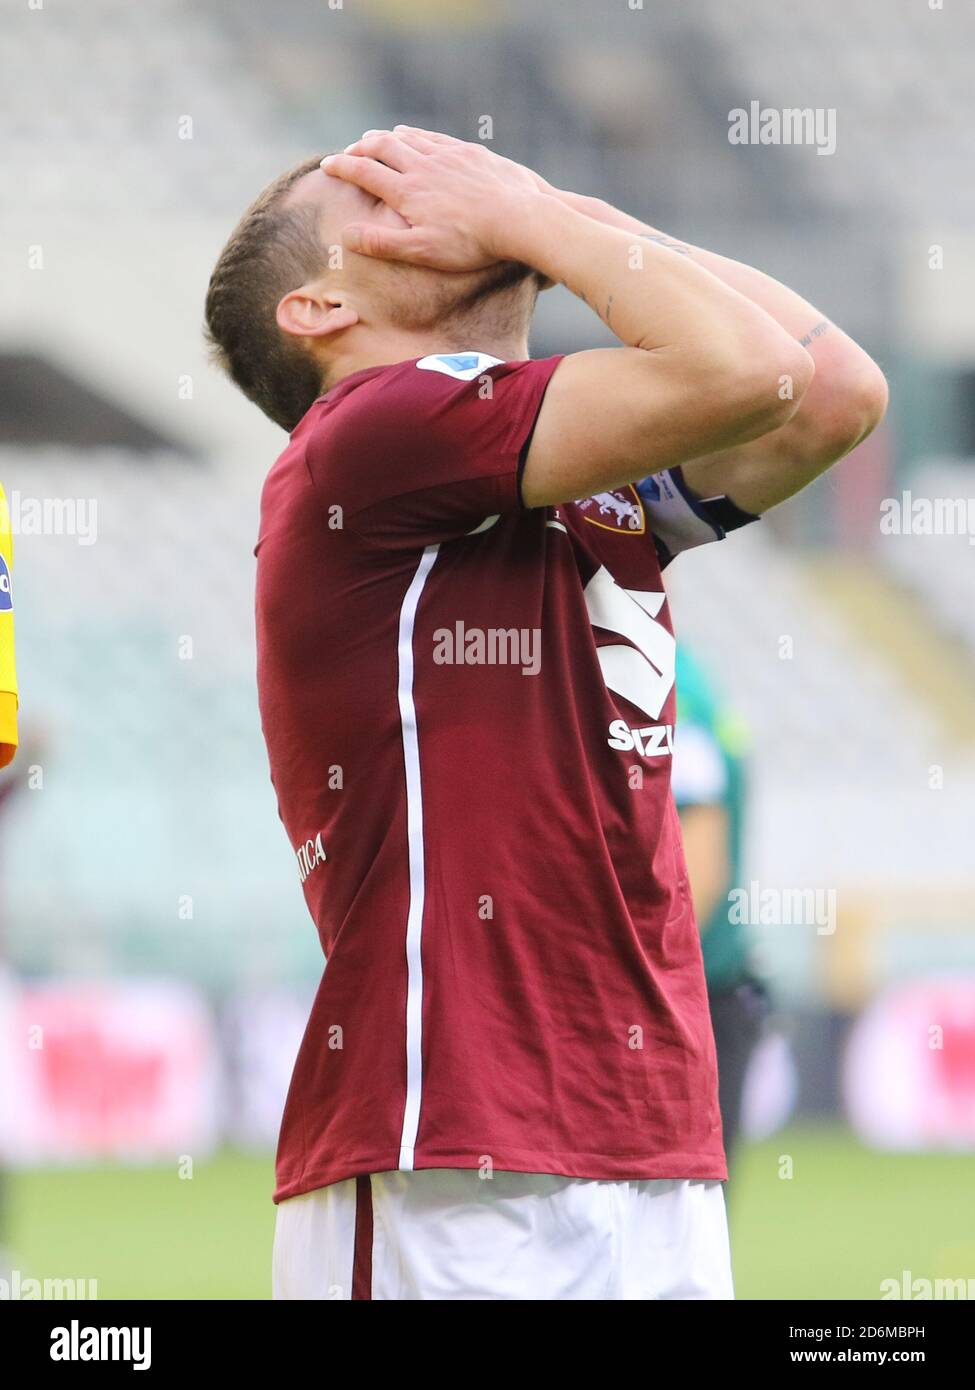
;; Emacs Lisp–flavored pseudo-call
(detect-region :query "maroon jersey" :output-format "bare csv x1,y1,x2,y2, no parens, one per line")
256,352,736,1201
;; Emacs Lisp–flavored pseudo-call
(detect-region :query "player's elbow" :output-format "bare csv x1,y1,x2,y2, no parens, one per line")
706,337,815,445
802,356,889,466
835,357,889,451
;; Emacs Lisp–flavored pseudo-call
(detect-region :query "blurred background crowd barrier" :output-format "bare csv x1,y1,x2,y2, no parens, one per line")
1,0,973,1298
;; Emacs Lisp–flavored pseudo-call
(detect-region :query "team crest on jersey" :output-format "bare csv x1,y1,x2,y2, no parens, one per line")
576,486,645,535
0,554,11,611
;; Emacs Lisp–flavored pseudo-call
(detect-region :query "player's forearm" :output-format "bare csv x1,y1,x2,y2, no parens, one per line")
680,334,888,513
549,189,830,341
604,207,887,446
505,194,812,430
549,189,889,496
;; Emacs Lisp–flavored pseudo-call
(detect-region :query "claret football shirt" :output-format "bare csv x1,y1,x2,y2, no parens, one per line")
256,351,746,1201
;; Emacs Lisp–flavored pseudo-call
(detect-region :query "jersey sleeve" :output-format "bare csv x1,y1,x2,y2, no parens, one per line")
305,354,563,549
0,484,18,769
636,466,759,568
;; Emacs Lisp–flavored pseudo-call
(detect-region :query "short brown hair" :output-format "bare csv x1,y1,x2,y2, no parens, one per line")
204,156,330,432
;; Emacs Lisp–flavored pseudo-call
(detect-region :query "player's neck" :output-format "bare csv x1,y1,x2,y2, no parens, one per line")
325,323,531,387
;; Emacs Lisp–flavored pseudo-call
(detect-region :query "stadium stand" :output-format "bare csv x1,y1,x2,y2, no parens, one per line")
881,460,975,656
2,0,973,1015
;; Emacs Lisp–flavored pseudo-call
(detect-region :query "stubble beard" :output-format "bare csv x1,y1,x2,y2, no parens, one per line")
388,259,543,343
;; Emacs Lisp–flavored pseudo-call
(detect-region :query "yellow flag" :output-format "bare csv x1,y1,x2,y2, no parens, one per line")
0,482,18,767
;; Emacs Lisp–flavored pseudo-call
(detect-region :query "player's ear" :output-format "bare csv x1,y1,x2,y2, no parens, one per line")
276,285,359,340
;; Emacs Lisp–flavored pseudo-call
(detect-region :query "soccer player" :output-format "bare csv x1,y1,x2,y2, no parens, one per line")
205,128,887,1300
672,645,765,1176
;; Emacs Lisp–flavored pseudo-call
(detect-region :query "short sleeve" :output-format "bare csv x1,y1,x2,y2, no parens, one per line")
304,353,563,549
636,466,759,568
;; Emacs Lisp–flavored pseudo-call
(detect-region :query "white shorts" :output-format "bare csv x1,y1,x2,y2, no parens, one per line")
273,1169,733,1301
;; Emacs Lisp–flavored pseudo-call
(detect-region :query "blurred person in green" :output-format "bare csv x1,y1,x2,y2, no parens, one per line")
673,645,768,1177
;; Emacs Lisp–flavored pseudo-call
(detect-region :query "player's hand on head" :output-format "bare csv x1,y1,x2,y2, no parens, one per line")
390,126,558,198
321,130,542,272
377,127,556,290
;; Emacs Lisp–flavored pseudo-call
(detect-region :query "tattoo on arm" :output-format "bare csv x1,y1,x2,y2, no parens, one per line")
561,280,618,335
637,231,693,256
799,318,830,347
563,281,592,311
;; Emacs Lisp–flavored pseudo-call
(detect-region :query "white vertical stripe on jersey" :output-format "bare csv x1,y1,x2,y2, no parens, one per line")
396,543,440,1171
